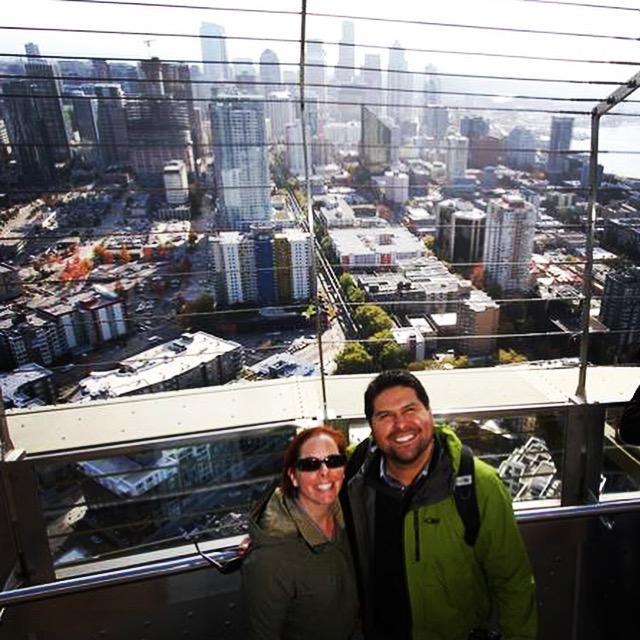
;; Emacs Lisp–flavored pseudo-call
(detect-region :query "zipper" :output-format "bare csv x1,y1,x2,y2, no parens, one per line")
413,510,420,562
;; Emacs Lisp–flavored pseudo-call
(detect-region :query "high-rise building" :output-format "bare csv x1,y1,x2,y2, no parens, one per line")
2,80,58,184
360,106,393,173
24,42,41,58
70,90,100,165
460,116,490,140
24,56,70,164
164,160,189,205
361,54,383,114
387,42,410,124
547,116,573,179
599,267,640,352
457,290,500,357
139,57,164,97
91,58,111,80
259,49,281,95
506,127,537,170
422,105,449,140
285,120,311,176
384,170,409,204
200,22,229,83
210,95,270,229
265,91,295,143
210,228,312,305
483,193,537,295
422,65,441,105
445,134,469,180
306,40,326,111
233,59,258,92
336,21,355,83
94,83,130,167
435,200,486,265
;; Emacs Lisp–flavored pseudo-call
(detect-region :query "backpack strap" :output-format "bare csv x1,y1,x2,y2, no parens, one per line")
454,445,481,546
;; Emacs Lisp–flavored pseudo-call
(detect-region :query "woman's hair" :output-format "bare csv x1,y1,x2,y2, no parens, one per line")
281,426,347,498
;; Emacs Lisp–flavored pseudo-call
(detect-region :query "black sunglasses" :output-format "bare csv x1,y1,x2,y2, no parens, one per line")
295,454,347,472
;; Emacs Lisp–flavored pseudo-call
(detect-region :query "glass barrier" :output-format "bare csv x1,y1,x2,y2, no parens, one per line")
35,425,296,569
601,406,640,496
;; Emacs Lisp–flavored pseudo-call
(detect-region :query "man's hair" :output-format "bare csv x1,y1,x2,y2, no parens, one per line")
364,370,430,424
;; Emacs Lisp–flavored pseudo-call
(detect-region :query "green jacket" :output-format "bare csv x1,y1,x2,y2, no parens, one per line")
242,486,359,640
343,426,537,640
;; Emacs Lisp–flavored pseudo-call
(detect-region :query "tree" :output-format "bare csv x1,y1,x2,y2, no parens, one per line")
335,343,375,374
498,348,527,365
378,340,410,370
354,304,392,338
178,293,215,331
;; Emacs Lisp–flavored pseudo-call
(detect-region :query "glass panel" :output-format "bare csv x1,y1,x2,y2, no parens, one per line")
601,406,640,495
35,425,296,568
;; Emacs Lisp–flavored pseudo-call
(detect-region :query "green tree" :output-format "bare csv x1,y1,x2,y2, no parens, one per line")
354,304,392,337
498,348,527,365
178,293,215,331
335,343,375,374
378,340,410,370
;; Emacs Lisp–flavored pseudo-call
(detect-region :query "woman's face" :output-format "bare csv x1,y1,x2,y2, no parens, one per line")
288,433,345,511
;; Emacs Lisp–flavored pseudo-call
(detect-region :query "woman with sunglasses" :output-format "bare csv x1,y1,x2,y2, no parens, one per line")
242,426,359,640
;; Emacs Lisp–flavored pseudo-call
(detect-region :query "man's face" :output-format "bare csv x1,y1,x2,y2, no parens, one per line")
370,385,435,481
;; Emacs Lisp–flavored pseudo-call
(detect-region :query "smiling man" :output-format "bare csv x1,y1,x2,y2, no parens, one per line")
340,370,537,640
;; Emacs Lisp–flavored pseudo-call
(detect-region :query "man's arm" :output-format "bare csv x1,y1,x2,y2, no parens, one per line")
475,464,538,640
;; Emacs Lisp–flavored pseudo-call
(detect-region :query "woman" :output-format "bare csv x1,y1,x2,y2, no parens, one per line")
242,426,359,640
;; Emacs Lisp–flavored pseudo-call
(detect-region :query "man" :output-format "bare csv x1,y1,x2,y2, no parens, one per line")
340,370,537,640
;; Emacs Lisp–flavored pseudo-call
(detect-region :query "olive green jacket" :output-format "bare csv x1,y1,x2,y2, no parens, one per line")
343,426,537,640
242,487,359,640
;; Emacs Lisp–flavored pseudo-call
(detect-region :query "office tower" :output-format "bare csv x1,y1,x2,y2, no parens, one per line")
91,59,111,80
70,90,100,165
457,290,500,357
200,22,229,85
259,49,281,96
336,21,355,83
506,127,537,170
285,120,311,176
435,200,486,265
94,84,129,167
127,94,193,184
2,80,58,184
445,135,469,180
483,193,537,295
460,116,489,140
361,54,382,113
276,229,313,301
360,106,393,173
24,57,70,164
384,171,409,204
109,63,139,95
422,105,449,140
469,136,502,170
24,42,41,58
305,40,326,112
547,116,574,179
387,42,410,124
210,95,270,229
164,160,189,205
139,57,164,97
423,65,441,105
265,91,294,142
233,59,258,92
599,267,640,352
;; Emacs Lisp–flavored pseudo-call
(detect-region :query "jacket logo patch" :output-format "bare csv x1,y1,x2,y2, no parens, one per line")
456,475,472,487
424,517,440,524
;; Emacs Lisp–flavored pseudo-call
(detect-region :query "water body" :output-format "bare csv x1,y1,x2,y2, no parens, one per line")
572,124,640,180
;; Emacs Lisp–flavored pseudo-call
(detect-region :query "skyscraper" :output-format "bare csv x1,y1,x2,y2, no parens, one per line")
285,120,311,176
2,80,58,184
200,22,229,97
506,127,537,170
70,90,100,166
422,105,449,140
445,135,469,180
387,42,410,124
259,49,281,95
599,267,640,353
94,84,130,167
336,21,355,83
306,40,326,113
360,106,393,173
483,193,537,295
361,54,382,114
547,116,573,179
24,55,70,164
423,65,441,105
435,200,486,265
210,95,270,229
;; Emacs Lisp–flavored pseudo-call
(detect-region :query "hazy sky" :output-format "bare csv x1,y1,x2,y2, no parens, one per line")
4,0,639,86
